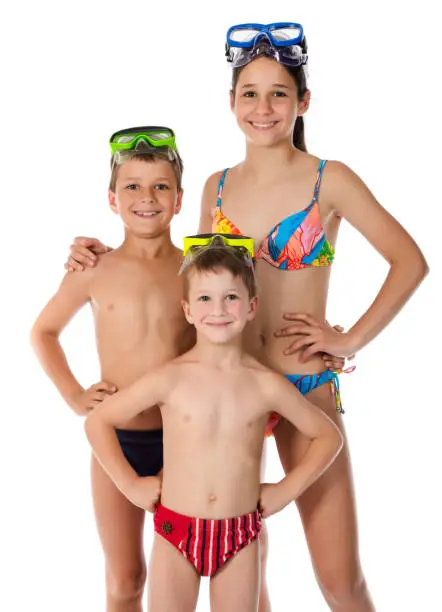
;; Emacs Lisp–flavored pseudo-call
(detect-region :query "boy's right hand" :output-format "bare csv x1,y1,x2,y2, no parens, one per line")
125,476,162,512
70,381,117,416
65,237,112,272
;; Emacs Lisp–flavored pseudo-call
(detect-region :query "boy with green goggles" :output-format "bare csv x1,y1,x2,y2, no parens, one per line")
31,124,187,612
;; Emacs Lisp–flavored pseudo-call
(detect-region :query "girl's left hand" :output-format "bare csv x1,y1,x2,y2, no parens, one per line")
275,313,357,361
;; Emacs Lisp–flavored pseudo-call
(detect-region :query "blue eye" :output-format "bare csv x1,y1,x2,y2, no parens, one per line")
198,295,210,302
226,294,239,301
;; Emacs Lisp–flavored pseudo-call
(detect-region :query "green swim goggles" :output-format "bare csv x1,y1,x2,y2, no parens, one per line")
109,126,177,155
110,126,178,165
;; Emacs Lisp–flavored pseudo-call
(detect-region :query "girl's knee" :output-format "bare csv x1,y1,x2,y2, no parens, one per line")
106,564,146,603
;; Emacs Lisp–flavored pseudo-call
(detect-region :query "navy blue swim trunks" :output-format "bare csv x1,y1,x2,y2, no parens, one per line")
115,428,163,477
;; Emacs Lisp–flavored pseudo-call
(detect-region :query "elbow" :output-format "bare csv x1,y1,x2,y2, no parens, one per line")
419,255,430,281
409,245,430,282
29,324,43,352
30,324,57,351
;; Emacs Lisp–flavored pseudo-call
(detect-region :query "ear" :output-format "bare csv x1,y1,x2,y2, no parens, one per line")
297,89,311,116
181,298,194,325
174,189,184,215
229,89,235,112
108,189,118,215
247,296,258,321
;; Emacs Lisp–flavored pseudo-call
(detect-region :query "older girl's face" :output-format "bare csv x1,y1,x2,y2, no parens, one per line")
231,57,309,147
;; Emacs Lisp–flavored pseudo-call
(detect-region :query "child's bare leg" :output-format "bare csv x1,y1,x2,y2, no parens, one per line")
258,521,271,612
91,457,146,612
258,441,271,612
148,533,201,612
274,384,375,612
210,539,260,612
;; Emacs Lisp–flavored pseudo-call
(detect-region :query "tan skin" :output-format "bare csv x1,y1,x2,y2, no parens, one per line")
195,56,428,612
64,61,428,611
31,158,193,612
85,266,343,612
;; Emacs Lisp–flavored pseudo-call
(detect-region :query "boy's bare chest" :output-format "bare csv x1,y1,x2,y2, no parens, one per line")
89,260,190,372
91,260,183,322
168,371,267,435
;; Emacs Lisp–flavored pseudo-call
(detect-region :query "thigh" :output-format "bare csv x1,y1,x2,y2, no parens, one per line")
148,533,201,612
91,455,147,578
273,383,362,586
210,539,260,612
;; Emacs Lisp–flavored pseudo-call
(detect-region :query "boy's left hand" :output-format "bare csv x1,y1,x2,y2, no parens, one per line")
259,483,290,519
275,314,357,361
125,475,162,512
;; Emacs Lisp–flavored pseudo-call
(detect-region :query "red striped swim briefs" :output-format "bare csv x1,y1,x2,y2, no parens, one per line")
154,503,262,577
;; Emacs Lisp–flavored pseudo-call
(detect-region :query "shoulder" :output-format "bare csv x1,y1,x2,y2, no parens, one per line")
244,356,284,386
201,170,225,209
251,366,293,400
319,160,371,214
203,169,226,191
321,160,364,193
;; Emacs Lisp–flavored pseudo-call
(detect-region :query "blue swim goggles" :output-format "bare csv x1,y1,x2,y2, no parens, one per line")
226,22,308,69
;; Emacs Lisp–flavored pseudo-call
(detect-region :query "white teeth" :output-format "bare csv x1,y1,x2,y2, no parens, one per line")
134,211,159,216
251,122,276,128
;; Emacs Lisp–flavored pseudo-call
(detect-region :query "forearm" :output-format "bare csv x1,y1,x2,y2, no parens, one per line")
347,256,428,352
278,433,342,501
85,413,138,494
31,331,83,409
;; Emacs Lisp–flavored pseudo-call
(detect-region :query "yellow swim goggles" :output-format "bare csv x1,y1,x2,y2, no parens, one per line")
180,233,255,274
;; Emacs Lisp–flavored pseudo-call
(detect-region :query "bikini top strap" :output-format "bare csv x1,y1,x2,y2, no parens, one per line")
313,160,327,201
216,168,229,208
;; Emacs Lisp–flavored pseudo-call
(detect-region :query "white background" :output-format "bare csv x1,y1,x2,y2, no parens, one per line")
1,1,440,610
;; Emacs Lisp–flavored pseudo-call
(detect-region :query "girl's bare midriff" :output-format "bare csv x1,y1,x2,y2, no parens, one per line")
247,263,333,373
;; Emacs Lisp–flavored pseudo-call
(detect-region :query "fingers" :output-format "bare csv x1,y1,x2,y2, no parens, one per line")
333,359,346,370
92,391,109,402
282,312,320,326
274,323,313,338
298,343,322,362
65,255,86,272
322,355,345,370
283,334,320,355
69,244,98,267
333,325,344,333
74,236,99,247
92,381,118,394
75,236,110,255
64,262,76,273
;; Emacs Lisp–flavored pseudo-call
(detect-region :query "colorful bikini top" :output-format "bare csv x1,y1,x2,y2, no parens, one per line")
212,159,335,270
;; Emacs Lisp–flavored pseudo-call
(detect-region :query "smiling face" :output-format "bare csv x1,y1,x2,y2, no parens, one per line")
182,266,257,344
230,56,310,147
108,157,183,237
